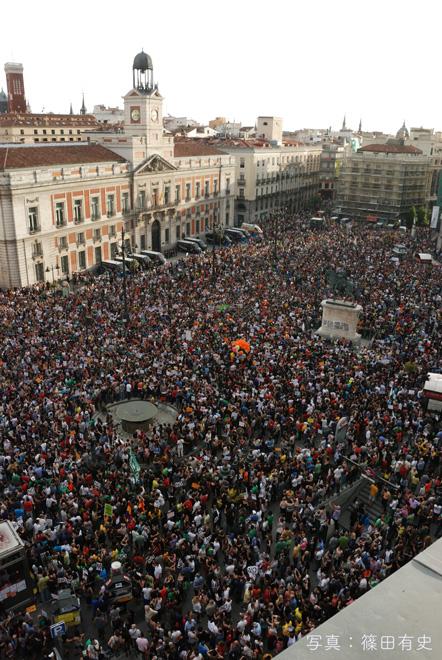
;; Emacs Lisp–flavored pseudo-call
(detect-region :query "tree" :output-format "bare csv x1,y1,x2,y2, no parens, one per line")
404,206,416,230
416,206,429,227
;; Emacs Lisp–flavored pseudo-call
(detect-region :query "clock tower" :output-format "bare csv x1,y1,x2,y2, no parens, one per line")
123,50,171,159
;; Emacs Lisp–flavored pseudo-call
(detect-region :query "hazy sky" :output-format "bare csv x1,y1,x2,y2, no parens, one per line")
1,0,440,134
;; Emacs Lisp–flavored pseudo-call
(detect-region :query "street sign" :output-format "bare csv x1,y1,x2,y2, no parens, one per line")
104,503,113,517
50,621,66,639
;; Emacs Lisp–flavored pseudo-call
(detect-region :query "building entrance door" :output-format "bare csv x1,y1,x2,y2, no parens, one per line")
151,219,161,252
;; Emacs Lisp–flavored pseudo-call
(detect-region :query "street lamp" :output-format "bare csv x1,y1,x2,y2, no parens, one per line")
45,264,60,283
118,227,129,320
212,203,223,283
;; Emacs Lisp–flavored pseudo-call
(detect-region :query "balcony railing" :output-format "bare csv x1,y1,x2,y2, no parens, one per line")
32,249,43,259
107,209,115,217
58,243,69,252
91,213,101,221
93,235,102,243
28,226,41,235
74,216,83,225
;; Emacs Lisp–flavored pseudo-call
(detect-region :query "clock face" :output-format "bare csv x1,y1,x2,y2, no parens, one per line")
151,109,158,122
130,107,140,123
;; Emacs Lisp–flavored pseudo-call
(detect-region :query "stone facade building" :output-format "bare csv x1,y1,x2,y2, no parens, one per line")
0,51,235,289
336,142,430,222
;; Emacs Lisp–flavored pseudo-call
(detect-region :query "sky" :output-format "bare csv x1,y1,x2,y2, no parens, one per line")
1,0,441,134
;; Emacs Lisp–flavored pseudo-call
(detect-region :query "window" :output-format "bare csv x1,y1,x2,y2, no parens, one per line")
152,188,159,207
214,180,218,194
106,194,115,217
20,129,24,135
59,236,68,249
61,255,69,274
185,183,191,201
95,246,102,264
176,225,181,241
32,241,43,258
110,242,118,259
204,181,210,197
195,182,201,198
239,188,245,198
69,130,72,135
42,129,47,135
78,251,86,269
165,228,170,244
138,190,146,209
164,186,170,205
60,129,64,135
196,219,200,234
93,228,101,242
122,192,129,212
91,196,100,220
226,178,230,193
240,158,245,168
140,234,146,250
28,207,39,233
74,199,83,223
225,211,230,225
51,129,55,135
33,129,38,135
55,202,66,227
175,185,181,203
35,262,45,283
186,222,191,236
109,225,116,238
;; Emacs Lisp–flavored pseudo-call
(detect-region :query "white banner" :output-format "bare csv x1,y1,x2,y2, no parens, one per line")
430,206,440,229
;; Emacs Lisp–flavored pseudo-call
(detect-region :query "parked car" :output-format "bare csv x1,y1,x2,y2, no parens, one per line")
101,259,124,273
140,250,167,265
205,232,232,246
176,239,202,255
224,228,248,243
183,236,208,251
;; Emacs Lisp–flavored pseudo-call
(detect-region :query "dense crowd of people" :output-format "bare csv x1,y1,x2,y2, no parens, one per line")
0,216,440,659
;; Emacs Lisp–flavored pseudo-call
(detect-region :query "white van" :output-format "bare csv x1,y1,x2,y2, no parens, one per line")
240,223,263,235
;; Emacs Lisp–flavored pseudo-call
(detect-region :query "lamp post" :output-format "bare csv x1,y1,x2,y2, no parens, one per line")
45,264,60,283
212,203,223,283
120,228,128,321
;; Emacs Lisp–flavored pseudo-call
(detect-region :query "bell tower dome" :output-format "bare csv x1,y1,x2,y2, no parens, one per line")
122,50,171,161
133,50,154,93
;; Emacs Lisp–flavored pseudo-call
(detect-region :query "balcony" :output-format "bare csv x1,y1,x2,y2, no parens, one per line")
32,248,43,260
74,216,84,225
93,234,102,243
91,213,101,221
56,221,67,229
107,209,115,218
58,242,69,252
76,239,86,247
213,191,219,197
204,192,210,198
28,226,41,235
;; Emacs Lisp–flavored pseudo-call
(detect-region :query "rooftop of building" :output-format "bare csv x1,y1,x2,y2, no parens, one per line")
0,113,99,128
359,142,423,155
277,538,442,660
0,142,125,170
173,139,225,157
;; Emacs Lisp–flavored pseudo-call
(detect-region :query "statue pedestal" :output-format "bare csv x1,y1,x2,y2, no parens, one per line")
316,299,362,343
